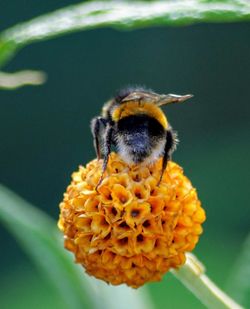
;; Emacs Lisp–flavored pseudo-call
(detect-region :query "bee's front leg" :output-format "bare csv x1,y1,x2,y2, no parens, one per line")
158,128,177,185
90,116,107,160
95,122,114,190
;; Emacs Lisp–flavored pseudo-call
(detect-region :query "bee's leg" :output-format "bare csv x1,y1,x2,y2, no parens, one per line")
96,123,113,190
158,129,176,185
91,116,107,160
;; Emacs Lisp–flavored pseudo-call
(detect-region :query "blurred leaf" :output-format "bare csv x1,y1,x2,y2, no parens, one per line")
0,184,154,309
0,184,92,309
0,70,46,89
226,233,250,308
1,0,250,68
0,40,18,68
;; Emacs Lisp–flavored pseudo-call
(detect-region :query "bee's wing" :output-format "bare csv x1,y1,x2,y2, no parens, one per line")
156,94,193,106
121,91,193,106
121,91,160,103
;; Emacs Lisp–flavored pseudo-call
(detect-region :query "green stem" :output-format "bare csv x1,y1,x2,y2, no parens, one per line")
171,253,244,309
1,0,250,67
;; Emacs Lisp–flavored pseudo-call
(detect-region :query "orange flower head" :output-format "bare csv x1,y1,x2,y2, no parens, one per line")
58,153,206,288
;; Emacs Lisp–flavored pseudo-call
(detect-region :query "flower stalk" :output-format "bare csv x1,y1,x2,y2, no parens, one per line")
172,253,244,309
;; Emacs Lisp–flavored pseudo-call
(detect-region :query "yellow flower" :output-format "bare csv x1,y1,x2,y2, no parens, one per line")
58,153,206,288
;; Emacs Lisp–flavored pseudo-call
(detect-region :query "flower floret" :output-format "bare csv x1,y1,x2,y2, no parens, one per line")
58,152,206,288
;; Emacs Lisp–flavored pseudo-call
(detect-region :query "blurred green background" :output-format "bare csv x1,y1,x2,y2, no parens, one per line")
0,1,250,308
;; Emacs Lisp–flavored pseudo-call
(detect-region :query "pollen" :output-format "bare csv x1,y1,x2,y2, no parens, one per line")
58,153,206,288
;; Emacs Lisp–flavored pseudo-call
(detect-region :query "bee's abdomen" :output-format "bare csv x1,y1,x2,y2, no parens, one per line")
116,114,166,163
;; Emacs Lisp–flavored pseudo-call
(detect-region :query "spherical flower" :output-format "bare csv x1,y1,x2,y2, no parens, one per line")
58,153,206,288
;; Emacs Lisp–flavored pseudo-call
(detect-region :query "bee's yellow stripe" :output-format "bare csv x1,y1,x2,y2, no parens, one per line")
112,102,168,129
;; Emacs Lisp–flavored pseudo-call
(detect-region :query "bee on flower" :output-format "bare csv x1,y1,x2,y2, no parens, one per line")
58,87,206,288
91,87,193,188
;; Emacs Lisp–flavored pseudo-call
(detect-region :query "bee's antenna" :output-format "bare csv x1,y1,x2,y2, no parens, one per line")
156,94,193,106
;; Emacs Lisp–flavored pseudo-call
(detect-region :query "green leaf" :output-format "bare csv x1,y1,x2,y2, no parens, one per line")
0,184,92,309
1,0,250,68
0,70,46,89
0,184,154,309
225,234,250,308
0,40,19,68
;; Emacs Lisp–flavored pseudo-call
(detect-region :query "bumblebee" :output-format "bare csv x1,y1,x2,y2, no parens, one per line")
91,87,193,187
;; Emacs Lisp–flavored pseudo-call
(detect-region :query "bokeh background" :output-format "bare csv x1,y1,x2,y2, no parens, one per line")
1,1,250,308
